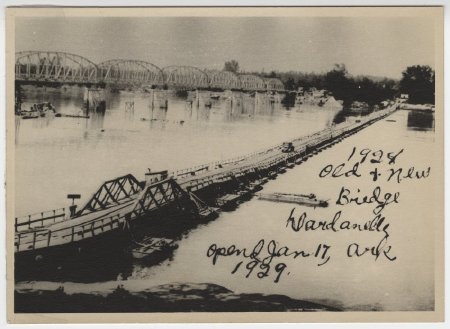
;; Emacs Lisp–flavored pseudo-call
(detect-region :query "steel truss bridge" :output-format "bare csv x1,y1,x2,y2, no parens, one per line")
15,51,285,92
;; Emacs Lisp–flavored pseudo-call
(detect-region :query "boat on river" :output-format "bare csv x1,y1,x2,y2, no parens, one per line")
21,110,40,119
198,206,219,220
268,171,277,179
257,192,328,207
286,162,295,169
129,237,178,261
216,193,242,210
247,180,264,192
20,102,56,119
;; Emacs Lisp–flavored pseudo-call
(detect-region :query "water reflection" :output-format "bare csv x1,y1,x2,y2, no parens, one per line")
407,110,435,131
332,107,374,124
14,87,365,147
15,115,20,144
89,111,106,131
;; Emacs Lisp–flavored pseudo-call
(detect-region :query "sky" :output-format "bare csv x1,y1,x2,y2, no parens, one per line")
15,17,435,79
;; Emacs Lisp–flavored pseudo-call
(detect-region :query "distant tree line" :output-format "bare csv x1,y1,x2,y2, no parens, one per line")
258,64,398,107
230,60,435,106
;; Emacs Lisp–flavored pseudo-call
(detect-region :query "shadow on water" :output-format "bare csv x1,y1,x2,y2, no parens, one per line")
89,111,106,130
332,107,374,124
407,110,435,131
15,212,217,284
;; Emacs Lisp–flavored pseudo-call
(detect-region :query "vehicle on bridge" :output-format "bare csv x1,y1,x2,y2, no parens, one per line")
281,142,294,153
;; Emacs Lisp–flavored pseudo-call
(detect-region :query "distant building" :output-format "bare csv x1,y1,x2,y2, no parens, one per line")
294,87,342,110
398,94,409,104
322,96,343,109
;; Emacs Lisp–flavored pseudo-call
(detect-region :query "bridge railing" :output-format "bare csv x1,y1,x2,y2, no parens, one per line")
173,106,397,186
14,179,187,252
15,208,67,233
171,125,343,181
14,212,125,252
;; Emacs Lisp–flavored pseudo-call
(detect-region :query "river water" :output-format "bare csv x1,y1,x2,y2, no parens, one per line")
14,86,437,311
15,86,339,216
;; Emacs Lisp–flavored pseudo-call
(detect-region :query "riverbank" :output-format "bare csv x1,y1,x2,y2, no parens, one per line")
15,283,339,313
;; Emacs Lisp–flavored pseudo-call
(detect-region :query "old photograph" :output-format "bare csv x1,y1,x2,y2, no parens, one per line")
6,6,444,323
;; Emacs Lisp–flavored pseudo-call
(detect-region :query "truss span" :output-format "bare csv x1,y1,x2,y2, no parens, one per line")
77,174,142,216
98,59,164,86
264,78,284,91
131,179,195,219
15,51,98,83
206,70,241,90
15,51,285,91
239,74,266,91
163,66,209,89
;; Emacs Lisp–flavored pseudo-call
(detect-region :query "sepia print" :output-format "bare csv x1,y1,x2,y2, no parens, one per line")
6,6,444,323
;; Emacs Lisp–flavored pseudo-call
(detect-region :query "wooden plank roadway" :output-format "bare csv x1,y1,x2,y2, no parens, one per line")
14,105,397,253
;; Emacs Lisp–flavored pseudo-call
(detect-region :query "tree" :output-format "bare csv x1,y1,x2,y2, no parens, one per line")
324,64,355,106
399,65,435,104
353,77,396,107
284,77,296,91
223,60,240,73
268,71,277,78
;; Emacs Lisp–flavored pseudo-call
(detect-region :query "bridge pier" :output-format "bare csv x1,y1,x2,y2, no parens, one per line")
254,91,262,112
84,87,106,115
149,89,169,110
230,91,242,111
189,90,214,108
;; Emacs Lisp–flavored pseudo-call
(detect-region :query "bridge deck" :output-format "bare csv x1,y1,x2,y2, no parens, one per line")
178,123,355,187
14,195,142,252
